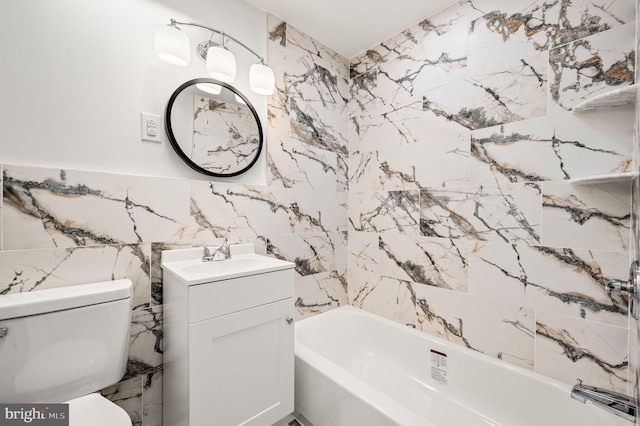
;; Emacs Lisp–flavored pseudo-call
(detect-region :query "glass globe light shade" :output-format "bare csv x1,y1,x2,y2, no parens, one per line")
206,46,236,83
249,63,275,95
154,25,191,67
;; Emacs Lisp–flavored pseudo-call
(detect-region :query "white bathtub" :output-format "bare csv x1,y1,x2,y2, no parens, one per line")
294,306,630,426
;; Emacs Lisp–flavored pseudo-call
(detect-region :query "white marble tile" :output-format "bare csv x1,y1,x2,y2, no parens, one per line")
536,310,629,393
349,151,383,193
348,269,416,327
422,59,547,133
549,23,636,112
349,190,420,234
3,166,189,249
142,370,162,426
0,244,151,309
129,306,163,375
378,234,469,292
102,376,142,426
287,72,348,158
471,107,634,184
468,0,635,74
189,182,290,241
420,182,541,244
267,232,336,276
541,180,631,252
348,231,380,274
470,242,629,327
350,129,470,190
414,131,471,188
288,189,347,234
335,230,348,277
285,23,349,80
294,271,348,320
415,283,535,370
349,99,424,155
266,139,338,191
350,0,484,83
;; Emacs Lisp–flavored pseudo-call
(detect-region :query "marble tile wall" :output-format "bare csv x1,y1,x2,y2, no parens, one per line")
631,6,640,425
349,0,636,393
1,0,636,422
0,18,349,424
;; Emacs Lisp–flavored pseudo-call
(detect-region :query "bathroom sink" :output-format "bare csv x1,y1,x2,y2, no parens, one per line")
161,244,295,285
182,257,258,275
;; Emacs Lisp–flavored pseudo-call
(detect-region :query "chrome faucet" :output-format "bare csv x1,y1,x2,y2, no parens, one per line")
571,379,636,422
202,238,232,262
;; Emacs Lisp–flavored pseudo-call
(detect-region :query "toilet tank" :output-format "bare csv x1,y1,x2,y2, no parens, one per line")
0,279,132,403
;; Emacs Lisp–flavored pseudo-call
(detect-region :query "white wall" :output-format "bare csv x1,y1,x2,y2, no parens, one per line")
0,0,268,184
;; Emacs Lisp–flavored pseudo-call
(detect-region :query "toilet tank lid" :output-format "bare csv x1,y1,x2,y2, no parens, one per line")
0,279,132,320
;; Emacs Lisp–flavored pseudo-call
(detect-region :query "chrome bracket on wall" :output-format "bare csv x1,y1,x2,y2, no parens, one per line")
607,260,640,319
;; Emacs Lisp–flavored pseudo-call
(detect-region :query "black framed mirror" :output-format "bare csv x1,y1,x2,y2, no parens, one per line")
165,78,263,177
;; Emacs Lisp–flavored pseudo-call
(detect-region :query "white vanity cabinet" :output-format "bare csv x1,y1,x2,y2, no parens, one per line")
162,245,296,426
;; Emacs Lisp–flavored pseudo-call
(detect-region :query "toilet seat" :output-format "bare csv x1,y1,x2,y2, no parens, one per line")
66,393,132,426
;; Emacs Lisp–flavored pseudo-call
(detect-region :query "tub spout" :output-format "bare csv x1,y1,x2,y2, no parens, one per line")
571,379,636,422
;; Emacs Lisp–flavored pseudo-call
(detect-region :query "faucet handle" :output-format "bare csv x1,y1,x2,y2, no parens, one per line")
202,246,214,261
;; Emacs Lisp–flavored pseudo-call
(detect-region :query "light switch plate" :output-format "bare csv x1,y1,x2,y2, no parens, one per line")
141,112,162,143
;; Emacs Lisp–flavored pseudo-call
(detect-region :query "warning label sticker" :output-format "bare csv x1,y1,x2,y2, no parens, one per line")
430,349,447,385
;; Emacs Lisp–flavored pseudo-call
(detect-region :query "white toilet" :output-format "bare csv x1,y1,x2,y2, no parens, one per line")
0,279,134,426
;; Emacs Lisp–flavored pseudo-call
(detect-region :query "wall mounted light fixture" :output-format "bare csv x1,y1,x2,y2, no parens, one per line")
154,19,275,95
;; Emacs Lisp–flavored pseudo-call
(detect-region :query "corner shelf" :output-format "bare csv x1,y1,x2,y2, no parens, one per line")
572,84,636,113
569,171,636,185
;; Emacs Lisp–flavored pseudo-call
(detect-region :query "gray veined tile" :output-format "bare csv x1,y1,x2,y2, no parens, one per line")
349,69,383,113
468,0,635,73
0,244,151,309
189,182,291,241
287,189,347,234
470,107,634,184
101,376,143,426
294,270,348,320
267,232,336,277
549,23,635,113
285,23,349,80
422,54,547,133
350,0,483,81
349,190,420,234
535,310,629,393
378,234,469,292
419,183,541,244
541,180,631,252
2,166,189,250
128,305,163,377
349,149,420,193
348,269,417,327
415,284,535,370
287,71,348,155
470,242,629,327
349,99,425,155
142,370,163,426
267,139,338,191
349,151,383,193
348,231,379,274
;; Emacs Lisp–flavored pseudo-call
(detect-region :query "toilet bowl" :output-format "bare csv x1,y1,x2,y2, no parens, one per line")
67,393,131,426
0,280,133,425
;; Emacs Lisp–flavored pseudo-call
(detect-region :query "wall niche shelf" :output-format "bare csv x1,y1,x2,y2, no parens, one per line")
572,84,636,113
570,171,636,185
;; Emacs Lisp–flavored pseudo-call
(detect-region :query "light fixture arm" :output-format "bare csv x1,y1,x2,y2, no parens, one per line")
169,19,265,64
